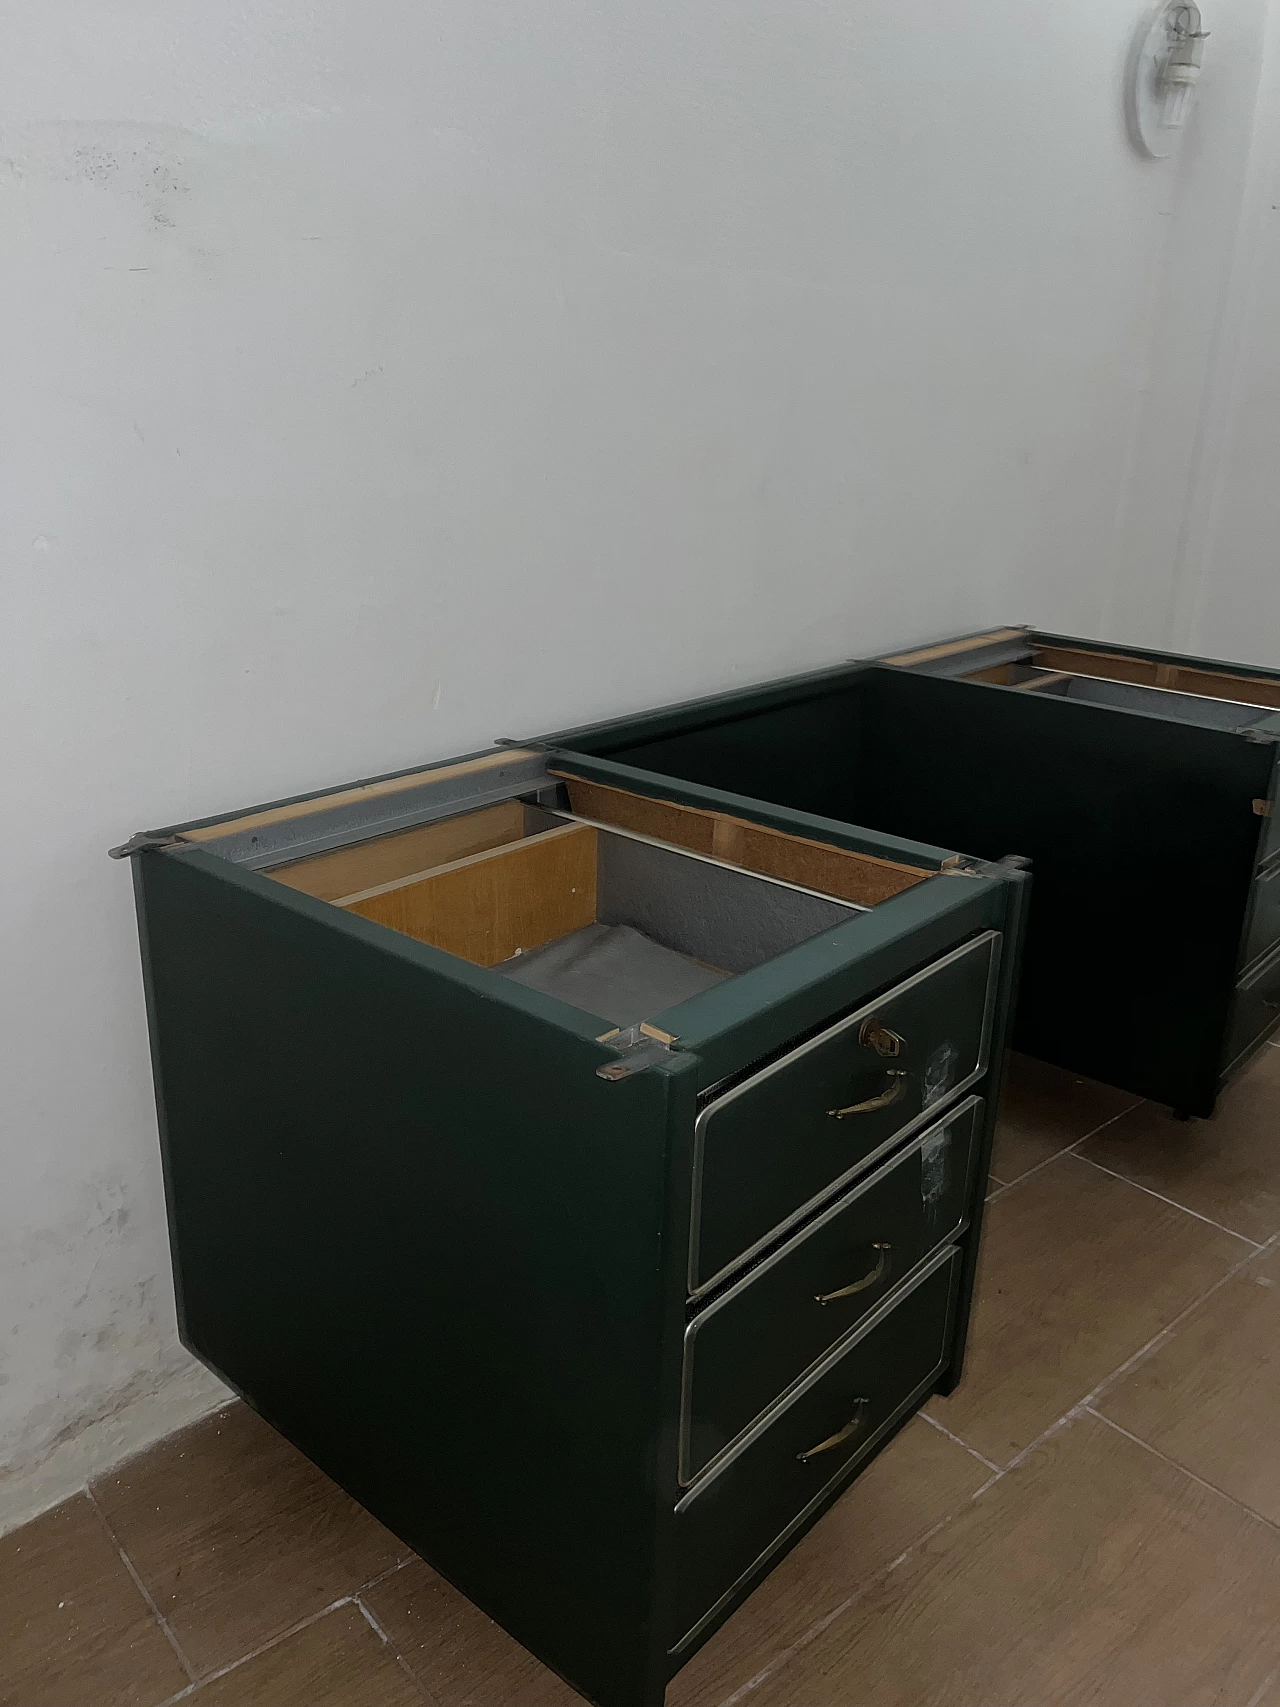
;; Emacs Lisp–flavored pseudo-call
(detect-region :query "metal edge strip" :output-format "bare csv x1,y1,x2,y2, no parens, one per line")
554,812,866,913
1030,666,1280,721
686,930,1002,1297
192,753,555,869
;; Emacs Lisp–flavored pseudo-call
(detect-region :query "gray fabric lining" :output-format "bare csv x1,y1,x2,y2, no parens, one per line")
595,830,853,975
496,922,727,1026
496,823,856,1025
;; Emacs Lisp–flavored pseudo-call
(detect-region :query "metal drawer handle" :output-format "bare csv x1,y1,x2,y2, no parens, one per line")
829,1072,907,1118
797,1398,869,1463
860,1016,904,1058
815,1244,892,1305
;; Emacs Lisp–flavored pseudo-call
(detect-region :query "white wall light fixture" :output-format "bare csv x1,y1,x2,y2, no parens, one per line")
1127,2,1209,158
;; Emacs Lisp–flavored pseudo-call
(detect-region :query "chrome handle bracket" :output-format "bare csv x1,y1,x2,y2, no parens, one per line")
828,1071,907,1118
815,1244,892,1305
797,1398,870,1463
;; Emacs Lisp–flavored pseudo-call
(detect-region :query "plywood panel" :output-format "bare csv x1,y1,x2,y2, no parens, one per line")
1032,645,1162,688
730,819,925,905
961,664,1018,685
344,823,598,967
560,779,717,855
1167,666,1280,709
269,801,528,902
559,776,926,907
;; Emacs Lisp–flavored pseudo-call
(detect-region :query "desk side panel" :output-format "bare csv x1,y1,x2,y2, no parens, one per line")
132,846,693,1707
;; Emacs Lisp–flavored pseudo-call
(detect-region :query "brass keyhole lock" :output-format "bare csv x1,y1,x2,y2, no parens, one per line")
860,1016,904,1058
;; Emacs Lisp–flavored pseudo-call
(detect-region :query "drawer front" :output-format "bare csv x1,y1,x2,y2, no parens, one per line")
672,1246,961,1653
1241,858,1280,974
1224,937,1280,1075
690,930,1000,1295
681,1096,982,1484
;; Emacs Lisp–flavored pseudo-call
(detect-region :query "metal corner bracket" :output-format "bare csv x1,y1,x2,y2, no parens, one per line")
595,1022,680,1081
940,852,1032,879
108,831,188,860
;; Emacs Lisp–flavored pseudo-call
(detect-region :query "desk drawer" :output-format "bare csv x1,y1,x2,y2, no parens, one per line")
681,1096,982,1484
1224,937,1280,1074
690,931,1000,1294
672,1245,960,1653
1242,859,1280,974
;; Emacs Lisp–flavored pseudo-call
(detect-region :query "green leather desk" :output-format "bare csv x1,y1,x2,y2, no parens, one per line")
543,626,1280,1117
114,741,1026,1707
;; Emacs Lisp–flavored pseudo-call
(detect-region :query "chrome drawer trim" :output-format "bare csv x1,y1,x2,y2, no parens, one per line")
678,1095,981,1487
676,1242,961,1511
1222,936,1280,1079
672,1364,944,1660
672,1242,962,1652
1239,860,1280,978
687,930,1001,1298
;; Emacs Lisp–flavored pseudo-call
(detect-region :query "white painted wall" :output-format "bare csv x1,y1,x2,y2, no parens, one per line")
1105,0,1280,658
1172,0,1280,666
1,0,1275,1527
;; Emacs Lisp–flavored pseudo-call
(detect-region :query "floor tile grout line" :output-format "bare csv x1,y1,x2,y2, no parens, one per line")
997,1401,1089,1477
713,1429,1035,1707
356,1553,415,1595
917,1410,1002,1473
1084,1406,1280,1538
713,1503,974,1707
0,1400,243,1552
1072,1151,1263,1247
1062,1232,1275,1447
983,1096,1145,1204
1247,1667,1280,1707
715,1591,862,1707
152,1595,360,1706
758,1190,1280,1702
83,1485,199,1686
355,1595,438,1703
935,1238,1278,1488
718,1203,1280,1706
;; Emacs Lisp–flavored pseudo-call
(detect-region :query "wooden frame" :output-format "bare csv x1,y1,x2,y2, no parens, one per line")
557,775,927,908
269,798,539,903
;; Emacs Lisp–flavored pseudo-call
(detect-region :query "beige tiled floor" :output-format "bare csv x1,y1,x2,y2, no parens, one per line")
4,1047,1280,1707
